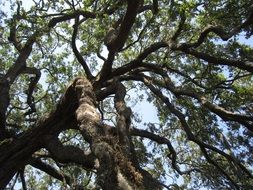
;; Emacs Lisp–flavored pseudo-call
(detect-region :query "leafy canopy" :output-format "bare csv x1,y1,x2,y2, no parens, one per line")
0,0,253,189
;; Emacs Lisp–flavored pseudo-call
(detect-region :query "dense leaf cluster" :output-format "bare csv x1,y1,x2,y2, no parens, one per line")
0,0,253,189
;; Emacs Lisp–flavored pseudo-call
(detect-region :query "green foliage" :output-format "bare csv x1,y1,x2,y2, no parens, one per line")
1,0,253,189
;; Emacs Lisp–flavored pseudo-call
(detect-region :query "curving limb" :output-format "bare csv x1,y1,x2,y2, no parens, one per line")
175,47,253,73
48,10,96,28
107,0,141,52
130,127,201,176
72,17,94,80
127,59,253,130
139,70,253,131
110,42,168,79
134,74,253,184
21,67,41,115
30,157,72,186
173,7,253,49
1,1,253,189
44,135,96,169
114,80,132,155
171,11,186,41
98,0,141,83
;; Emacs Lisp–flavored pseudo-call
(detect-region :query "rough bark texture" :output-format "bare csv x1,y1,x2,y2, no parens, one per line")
1,1,253,189
0,77,162,190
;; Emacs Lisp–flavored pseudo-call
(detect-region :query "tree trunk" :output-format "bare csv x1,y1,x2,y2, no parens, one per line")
0,77,162,189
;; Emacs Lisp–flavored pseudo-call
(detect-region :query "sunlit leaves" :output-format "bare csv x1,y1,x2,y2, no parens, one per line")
2,0,253,189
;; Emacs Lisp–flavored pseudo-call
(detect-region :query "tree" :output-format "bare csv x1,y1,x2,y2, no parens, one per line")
0,0,253,189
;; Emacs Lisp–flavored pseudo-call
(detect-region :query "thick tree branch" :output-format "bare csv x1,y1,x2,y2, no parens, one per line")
48,10,96,28
74,78,121,188
107,0,141,52
130,127,200,175
30,157,72,186
0,33,37,136
75,78,149,189
19,168,27,190
181,8,253,48
97,51,116,84
21,67,41,115
109,42,168,79
44,135,96,169
199,97,253,132
72,17,94,80
114,81,132,154
139,69,253,130
0,78,81,188
174,46,253,73
171,12,186,41
138,75,252,181
98,0,141,83
152,0,159,14
1,8,95,137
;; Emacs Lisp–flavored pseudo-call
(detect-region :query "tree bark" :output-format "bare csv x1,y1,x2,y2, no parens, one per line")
0,77,162,189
